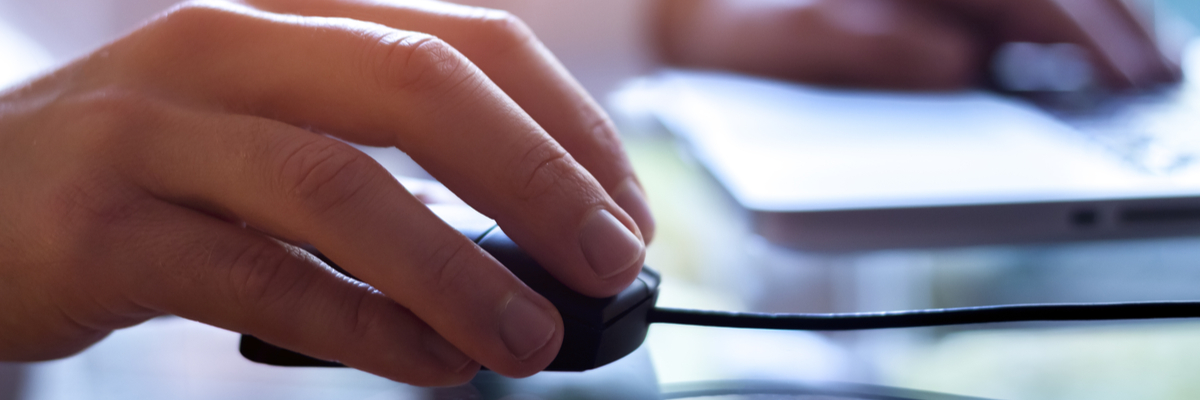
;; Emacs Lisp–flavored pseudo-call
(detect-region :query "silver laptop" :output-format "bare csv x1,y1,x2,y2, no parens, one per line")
633,42,1200,252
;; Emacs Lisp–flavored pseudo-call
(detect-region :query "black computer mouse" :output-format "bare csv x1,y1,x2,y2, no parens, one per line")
239,207,660,372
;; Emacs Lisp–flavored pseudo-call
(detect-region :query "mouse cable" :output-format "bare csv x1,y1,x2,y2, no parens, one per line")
660,379,993,400
647,301,1200,330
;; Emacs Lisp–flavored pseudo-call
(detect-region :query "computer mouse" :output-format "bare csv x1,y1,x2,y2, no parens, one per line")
239,205,660,372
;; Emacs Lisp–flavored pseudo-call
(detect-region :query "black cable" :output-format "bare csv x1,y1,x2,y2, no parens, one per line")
660,379,996,400
648,301,1200,330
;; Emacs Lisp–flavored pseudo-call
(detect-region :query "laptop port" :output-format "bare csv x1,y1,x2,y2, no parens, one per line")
1070,209,1098,228
1120,207,1200,225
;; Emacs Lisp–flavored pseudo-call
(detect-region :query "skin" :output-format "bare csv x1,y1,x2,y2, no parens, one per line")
656,0,1181,91
0,0,655,386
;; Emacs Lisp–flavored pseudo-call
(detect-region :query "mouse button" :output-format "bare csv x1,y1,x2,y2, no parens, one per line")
477,229,613,325
240,335,344,367
592,291,657,369
544,317,605,371
601,275,650,323
638,267,661,290
428,204,496,242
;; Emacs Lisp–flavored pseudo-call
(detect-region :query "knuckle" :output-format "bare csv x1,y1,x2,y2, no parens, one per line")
34,89,162,261
461,9,536,58
585,114,621,144
164,1,248,31
236,0,295,12
65,90,165,149
584,115,625,158
42,181,142,277
417,239,478,298
510,140,577,203
135,1,249,64
223,241,304,311
342,291,395,351
574,115,630,185
366,33,476,95
152,1,237,41
275,139,381,217
46,176,145,241
343,290,377,339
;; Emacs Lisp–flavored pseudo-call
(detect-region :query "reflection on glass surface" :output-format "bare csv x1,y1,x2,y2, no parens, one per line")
625,131,1200,400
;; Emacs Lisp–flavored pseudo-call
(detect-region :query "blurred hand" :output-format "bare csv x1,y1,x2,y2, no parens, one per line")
0,0,655,386
657,0,1180,90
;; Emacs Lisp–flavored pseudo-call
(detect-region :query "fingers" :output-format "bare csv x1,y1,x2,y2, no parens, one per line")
109,199,479,386
801,0,982,89
925,0,1179,89
657,0,983,90
244,0,657,242
114,102,563,377
1059,0,1180,85
111,2,646,298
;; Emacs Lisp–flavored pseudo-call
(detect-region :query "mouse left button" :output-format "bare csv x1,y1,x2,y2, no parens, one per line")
240,335,345,367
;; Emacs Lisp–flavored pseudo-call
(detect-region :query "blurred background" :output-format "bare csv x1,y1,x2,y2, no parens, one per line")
3,0,1200,399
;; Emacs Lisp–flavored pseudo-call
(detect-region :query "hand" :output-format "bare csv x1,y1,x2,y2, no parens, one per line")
656,0,1180,90
0,0,654,386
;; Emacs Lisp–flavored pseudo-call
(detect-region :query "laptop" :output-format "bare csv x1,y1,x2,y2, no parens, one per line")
629,41,1200,252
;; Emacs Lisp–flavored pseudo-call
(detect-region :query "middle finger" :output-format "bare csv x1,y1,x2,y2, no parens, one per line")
243,0,657,242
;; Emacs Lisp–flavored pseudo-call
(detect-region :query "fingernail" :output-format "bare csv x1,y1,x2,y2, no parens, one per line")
579,208,644,280
500,294,556,361
612,178,656,243
423,330,474,372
